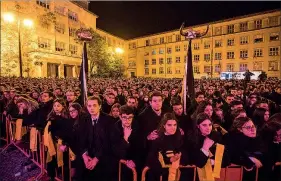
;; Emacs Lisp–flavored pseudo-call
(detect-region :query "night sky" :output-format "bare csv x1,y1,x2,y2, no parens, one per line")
89,1,280,40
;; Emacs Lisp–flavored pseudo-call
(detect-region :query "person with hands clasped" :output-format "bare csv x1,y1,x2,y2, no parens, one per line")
110,105,140,181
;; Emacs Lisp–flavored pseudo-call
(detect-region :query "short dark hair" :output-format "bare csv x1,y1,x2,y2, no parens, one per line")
41,91,54,98
120,105,134,115
127,96,136,102
195,92,204,98
149,91,163,101
171,99,182,106
87,96,102,105
226,94,234,98
230,100,243,108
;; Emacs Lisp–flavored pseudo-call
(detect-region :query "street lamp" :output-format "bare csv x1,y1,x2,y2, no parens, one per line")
2,12,33,77
115,47,124,54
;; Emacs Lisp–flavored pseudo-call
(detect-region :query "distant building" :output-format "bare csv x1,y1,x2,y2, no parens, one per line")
126,9,280,79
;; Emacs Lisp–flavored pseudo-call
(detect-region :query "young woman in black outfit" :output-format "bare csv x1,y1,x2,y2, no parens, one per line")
145,113,187,181
185,113,230,181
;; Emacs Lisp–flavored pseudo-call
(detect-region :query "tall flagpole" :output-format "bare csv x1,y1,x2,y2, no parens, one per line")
180,23,209,114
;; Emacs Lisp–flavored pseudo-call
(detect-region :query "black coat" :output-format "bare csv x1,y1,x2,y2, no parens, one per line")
23,100,53,129
137,106,166,151
110,120,140,162
185,131,230,168
224,132,265,169
146,131,187,169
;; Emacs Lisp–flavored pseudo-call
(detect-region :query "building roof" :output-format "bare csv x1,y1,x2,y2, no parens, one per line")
127,9,280,41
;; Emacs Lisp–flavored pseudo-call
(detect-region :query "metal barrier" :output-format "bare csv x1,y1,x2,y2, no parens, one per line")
118,159,137,181
141,165,196,181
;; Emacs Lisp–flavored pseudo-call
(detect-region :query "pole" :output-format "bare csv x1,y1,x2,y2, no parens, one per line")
18,19,23,78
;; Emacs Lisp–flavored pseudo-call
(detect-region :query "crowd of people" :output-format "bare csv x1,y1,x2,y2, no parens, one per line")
0,76,281,181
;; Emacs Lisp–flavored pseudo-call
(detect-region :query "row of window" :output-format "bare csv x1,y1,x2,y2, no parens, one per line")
38,37,78,55
143,47,279,65
37,0,78,22
137,33,279,53
144,61,279,75
129,16,279,48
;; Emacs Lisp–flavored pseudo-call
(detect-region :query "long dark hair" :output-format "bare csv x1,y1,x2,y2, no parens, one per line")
69,103,83,128
47,98,68,121
188,113,214,145
157,113,179,134
230,116,253,133
252,108,267,128
191,101,212,121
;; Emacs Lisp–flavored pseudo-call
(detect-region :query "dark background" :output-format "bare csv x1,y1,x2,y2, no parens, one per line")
89,1,280,39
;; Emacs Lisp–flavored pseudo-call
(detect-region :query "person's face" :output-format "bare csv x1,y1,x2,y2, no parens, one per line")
259,103,269,111
4,92,10,99
10,91,16,98
231,90,237,96
274,129,281,143
53,102,63,114
198,119,212,136
204,105,213,118
111,107,120,118
276,88,281,94
208,89,214,95
226,96,234,104
240,120,256,138
76,91,81,97
144,96,149,102
162,91,169,97
164,119,177,135
120,113,133,128
127,98,136,108
150,96,163,111
171,89,176,96
264,111,270,122
41,93,51,103
13,96,19,104
17,102,27,110
173,105,183,116
87,100,100,116
66,92,76,102
250,98,257,105
55,89,62,96
195,95,205,103
32,92,39,99
233,104,243,111
69,106,78,119
106,95,115,105
237,112,247,118
216,110,223,120
123,91,129,97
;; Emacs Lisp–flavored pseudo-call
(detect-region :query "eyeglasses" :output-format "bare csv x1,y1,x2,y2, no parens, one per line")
69,109,77,113
242,125,256,130
121,116,133,120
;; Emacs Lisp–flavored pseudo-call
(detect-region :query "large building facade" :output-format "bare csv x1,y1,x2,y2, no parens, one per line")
0,0,125,78
126,10,281,79
1,1,280,79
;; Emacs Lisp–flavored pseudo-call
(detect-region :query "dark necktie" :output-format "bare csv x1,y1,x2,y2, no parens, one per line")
93,119,97,126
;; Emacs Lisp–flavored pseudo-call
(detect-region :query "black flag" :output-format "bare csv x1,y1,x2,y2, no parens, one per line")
79,42,88,106
183,39,195,114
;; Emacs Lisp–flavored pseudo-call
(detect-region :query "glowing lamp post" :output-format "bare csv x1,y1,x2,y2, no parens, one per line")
2,13,33,77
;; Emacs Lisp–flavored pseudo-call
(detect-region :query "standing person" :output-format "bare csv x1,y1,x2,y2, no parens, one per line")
44,99,70,181
145,113,187,181
102,92,116,114
185,113,230,181
225,117,266,181
76,96,114,181
137,91,166,178
110,105,139,181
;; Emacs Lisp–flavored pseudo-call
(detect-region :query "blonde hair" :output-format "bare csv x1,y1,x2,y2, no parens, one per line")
16,97,39,114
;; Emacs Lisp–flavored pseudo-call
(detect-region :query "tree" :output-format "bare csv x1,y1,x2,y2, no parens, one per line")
81,29,125,78
0,3,41,77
